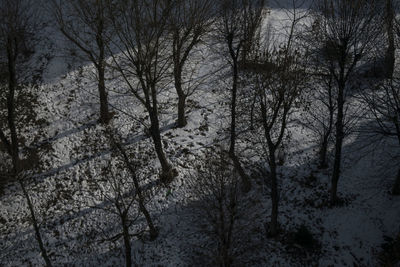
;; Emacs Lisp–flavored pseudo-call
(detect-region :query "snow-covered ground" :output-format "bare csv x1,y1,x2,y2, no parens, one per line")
0,7,399,267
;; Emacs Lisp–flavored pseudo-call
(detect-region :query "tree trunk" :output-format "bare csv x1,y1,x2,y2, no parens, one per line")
98,64,109,124
148,111,174,182
96,20,110,124
217,188,229,267
176,87,187,128
229,59,238,156
173,65,187,127
130,159,158,240
128,158,158,239
319,133,329,169
330,129,343,205
177,95,187,128
5,28,52,267
19,180,52,267
112,139,159,240
147,81,176,183
393,123,400,195
230,154,251,192
331,81,345,205
392,167,400,195
138,198,158,240
227,55,251,192
121,214,132,267
268,150,279,237
319,76,334,169
385,0,395,79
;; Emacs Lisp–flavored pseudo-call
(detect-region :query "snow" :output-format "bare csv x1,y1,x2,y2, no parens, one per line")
0,6,399,267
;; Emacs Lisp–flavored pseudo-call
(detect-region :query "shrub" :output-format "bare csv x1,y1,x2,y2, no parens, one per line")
294,224,314,249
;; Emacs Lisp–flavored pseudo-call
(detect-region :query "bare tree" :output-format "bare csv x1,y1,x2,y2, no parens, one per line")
301,17,338,169
244,3,308,236
256,49,306,236
51,0,112,124
108,0,177,183
0,1,52,265
189,149,243,267
0,0,31,174
301,74,336,168
362,77,400,195
85,157,139,267
169,0,214,127
216,0,265,192
107,129,158,240
18,173,53,267
311,0,380,204
85,142,157,267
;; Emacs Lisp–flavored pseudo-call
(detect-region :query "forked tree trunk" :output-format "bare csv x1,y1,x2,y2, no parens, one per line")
125,143,158,239
148,111,174,182
128,152,158,239
112,139,159,240
227,41,251,192
171,17,205,129
147,82,176,183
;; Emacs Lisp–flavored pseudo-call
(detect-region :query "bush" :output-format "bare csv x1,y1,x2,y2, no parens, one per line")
294,224,314,249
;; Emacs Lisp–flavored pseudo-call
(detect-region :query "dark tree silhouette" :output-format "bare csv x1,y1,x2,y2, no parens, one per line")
362,77,400,195
52,0,112,124
311,0,380,204
108,0,177,183
216,0,265,192
169,0,214,127
0,0,52,265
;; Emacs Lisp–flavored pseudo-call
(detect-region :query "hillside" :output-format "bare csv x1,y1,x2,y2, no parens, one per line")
0,1,400,266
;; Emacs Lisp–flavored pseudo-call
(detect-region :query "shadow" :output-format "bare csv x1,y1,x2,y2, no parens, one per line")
65,187,264,266
25,120,98,151
32,121,177,182
0,175,160,260
2,119,399,266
